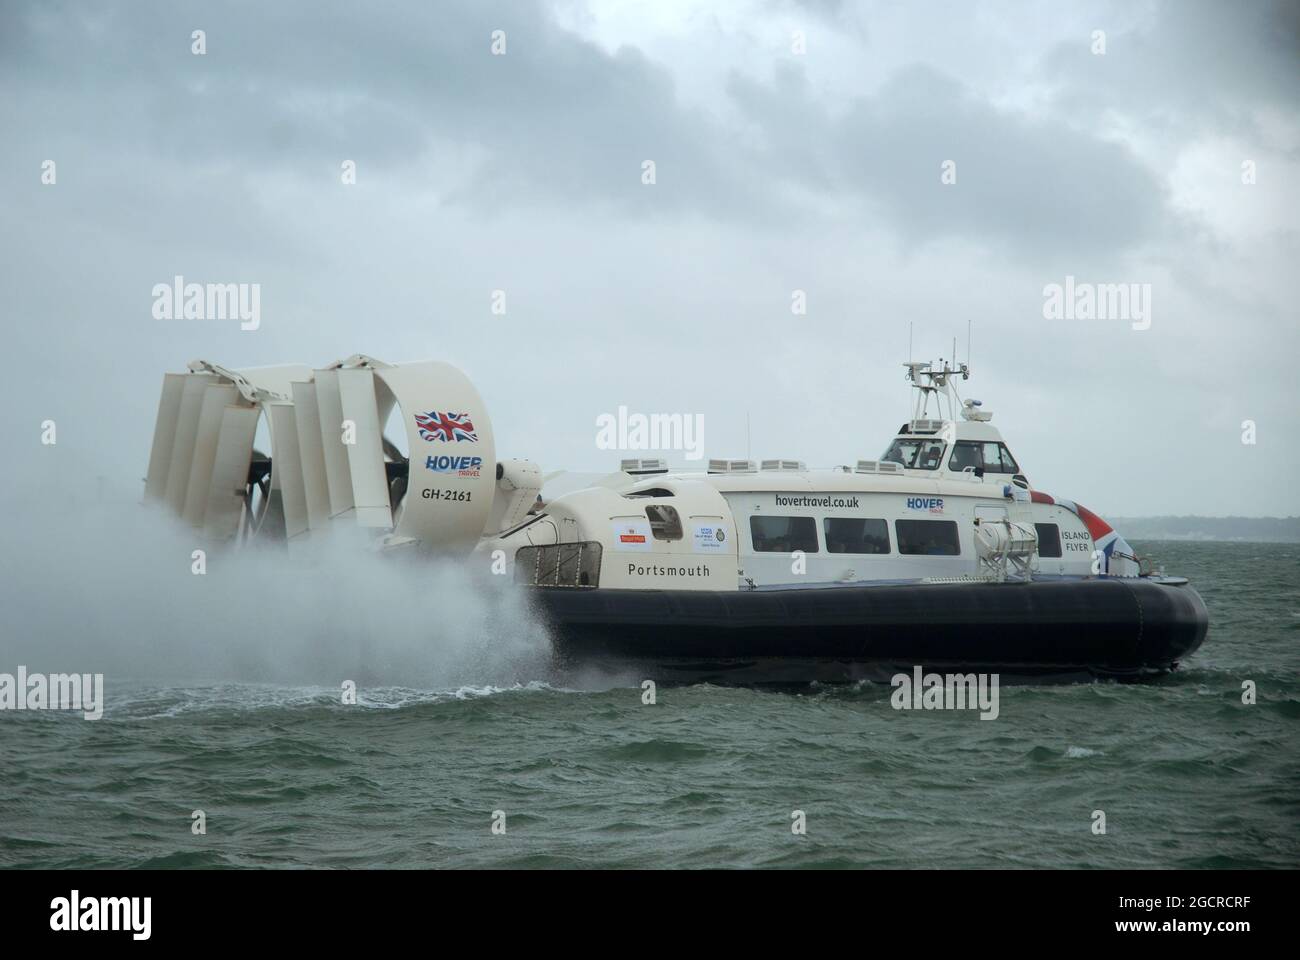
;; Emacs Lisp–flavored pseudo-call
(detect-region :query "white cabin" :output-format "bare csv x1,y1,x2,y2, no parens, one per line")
139,353,1137,588
489,361,1138,591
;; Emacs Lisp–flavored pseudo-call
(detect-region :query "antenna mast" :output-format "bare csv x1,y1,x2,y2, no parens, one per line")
907,322,914,423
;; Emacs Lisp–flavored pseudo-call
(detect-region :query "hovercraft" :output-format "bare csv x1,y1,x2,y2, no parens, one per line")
491,359,1208,681
140,354,1208,682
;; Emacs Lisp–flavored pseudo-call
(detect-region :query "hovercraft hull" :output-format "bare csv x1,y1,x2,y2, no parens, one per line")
530,577,1209,683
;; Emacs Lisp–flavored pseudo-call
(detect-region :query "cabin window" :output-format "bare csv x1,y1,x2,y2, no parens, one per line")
881,439,946,470
985,442,1018,473
1034,523,1062,558
824,518,890,554
949,441,1019,474
750,516,819,553
645,504,683,541
948,443,979,472
895,519,961,556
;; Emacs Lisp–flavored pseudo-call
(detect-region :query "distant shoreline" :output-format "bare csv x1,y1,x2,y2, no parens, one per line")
1113,517,1300,543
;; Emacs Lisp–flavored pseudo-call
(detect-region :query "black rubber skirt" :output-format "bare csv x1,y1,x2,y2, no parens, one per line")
528,577,1210,683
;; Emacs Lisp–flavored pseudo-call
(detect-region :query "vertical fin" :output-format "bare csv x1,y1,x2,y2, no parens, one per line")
202,406,260,541
338,367,393,529
313,369,355,519
144,373,186,503
163,374,212,515
181,382,239,528
269,401,310,540
292,380,331,531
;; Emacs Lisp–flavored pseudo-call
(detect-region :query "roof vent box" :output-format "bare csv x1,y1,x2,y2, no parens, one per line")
707,458,756,474
908,419,945,434
620,457,669,475
760,459,806,472
856,460,904,474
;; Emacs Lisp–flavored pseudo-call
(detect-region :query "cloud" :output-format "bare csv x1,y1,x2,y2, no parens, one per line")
1042,0,1300,140
0,0,1295,519
0,0,757,219
728,60,1172,258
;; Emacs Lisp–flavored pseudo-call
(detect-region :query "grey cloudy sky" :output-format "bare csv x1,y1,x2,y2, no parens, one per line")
2,0,1297,517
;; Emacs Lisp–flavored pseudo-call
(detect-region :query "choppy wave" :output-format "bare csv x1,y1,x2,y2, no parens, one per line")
1,538,1297,868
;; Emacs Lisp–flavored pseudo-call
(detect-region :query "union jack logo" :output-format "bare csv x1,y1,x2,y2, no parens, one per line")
415,411,478,443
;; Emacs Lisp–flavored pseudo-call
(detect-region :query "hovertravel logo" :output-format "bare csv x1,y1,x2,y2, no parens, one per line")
50,891,151,941
907,497,944,513
424,454,482,477
891,667,999,720
0,667,104,720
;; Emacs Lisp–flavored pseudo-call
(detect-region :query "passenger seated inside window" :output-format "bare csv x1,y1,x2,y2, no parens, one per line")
948,443,978,472
751,516,818,553
824,518,889,555
883,442,909,466
896,518,960,555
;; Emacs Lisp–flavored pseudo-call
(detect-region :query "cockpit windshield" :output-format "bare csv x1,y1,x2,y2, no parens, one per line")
881,438,946,470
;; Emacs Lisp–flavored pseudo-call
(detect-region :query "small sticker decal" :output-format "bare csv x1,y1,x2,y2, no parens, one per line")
693,524,727,552
611,520,653,551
